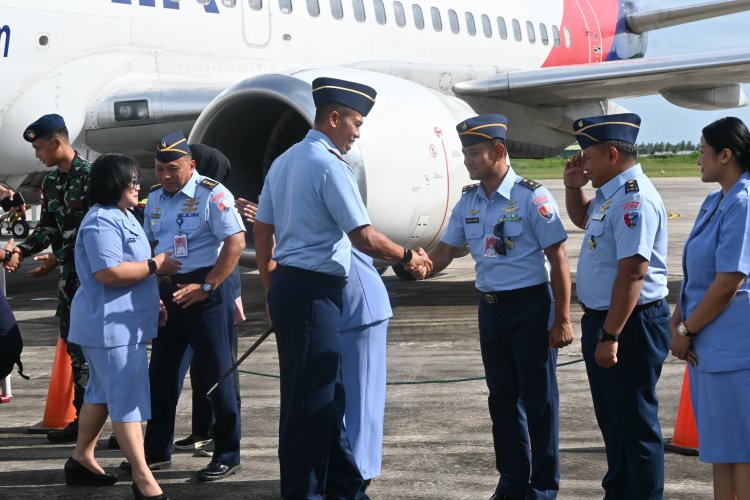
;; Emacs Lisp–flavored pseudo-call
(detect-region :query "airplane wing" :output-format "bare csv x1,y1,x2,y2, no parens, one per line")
452,49,750,110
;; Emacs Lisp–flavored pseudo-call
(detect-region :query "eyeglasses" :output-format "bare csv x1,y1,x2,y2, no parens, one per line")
129,177,141,190
493,222,507,256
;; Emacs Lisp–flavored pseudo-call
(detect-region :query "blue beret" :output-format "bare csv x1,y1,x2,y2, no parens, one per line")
155,131,192,162
23,114,66,142
312,77,377,117
573,113,641,150
456,114,508,147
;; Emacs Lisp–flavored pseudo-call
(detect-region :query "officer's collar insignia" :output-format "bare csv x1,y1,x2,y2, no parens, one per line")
469,209,479,215
24,129,36,141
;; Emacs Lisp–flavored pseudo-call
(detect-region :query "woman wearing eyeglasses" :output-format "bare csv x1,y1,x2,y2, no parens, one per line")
670,117,750,500
64,154,181,499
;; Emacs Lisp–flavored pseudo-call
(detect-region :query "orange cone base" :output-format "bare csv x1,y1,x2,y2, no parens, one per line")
665,366,699,456
41,337,76,429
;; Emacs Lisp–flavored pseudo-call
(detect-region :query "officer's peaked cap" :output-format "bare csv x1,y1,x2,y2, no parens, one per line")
456,114,508,147
23,114,66,143
573,113,641,150
156,131,192,162
312,77,377,117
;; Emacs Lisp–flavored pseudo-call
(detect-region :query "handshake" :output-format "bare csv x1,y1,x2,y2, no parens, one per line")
404,247,432,280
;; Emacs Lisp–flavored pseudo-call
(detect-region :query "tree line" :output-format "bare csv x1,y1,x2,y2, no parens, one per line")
636,140,696,155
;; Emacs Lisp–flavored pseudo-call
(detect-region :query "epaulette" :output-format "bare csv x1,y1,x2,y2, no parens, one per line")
519,178,542,191
149,184,162,193
462,183,480,193
199,178,219,190
624,179,640,193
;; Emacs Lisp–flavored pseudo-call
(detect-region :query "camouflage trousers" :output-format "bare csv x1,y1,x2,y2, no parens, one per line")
58,269,87,417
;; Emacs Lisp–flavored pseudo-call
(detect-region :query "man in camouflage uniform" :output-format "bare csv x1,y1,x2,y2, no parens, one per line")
6,114,91,443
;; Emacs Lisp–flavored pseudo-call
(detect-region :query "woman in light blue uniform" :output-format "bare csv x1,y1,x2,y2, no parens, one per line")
339,248,392,488
670,117,750,500
65,154,180,499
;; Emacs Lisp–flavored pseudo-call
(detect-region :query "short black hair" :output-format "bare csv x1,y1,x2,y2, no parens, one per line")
39,127,69,143
314,102,357,126
89,154,140,206
603,140,638,159
702,117,750,172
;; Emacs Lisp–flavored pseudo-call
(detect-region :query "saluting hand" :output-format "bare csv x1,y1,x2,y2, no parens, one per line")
563,152,590,189
548,319,574,349
236,198,258,224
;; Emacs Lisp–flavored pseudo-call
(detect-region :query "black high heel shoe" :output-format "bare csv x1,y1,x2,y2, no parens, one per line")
132,481,169,499
64,457,118,486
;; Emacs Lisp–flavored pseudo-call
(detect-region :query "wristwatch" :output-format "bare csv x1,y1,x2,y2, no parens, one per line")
3,249,12,263
147,258,157,275
676,321,696,337
201,282,214,294
400,247,413,264
597,327,620,343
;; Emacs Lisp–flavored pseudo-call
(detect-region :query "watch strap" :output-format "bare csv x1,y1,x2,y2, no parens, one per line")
599,328,620,342
147,258,157,275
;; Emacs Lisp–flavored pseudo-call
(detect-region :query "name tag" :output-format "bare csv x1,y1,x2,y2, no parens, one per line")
174,234,189,257
465,217,480,224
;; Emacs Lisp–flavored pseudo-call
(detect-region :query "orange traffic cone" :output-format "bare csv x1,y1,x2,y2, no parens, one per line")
664,365,699,456
42,337,76,428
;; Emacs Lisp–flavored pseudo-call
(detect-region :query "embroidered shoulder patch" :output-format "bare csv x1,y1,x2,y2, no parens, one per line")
519,178,542,191
623,211,640,229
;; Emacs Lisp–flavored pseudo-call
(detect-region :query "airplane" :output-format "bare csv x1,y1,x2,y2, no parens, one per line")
2,0,750,274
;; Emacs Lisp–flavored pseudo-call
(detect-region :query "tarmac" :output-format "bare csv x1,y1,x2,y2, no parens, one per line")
0,177,719,499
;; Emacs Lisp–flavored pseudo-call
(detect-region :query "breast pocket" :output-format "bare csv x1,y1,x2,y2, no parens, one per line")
586,219,605,237
465,224,484,240
180,216,201,231
503,220,523,238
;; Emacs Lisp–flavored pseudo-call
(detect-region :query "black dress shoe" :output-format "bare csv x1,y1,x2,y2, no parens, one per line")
108,432,119,449
48,420,78,443
64,457,118,486
118,457,172,473
196,460,240,482
131,481,169,499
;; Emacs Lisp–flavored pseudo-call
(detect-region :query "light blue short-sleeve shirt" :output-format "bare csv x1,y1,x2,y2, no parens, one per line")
256,129,371,277
340,249,393,331
144,171,245,273
440,166,568,292
576,164,668,309
69,205,159,348
681,173,750,372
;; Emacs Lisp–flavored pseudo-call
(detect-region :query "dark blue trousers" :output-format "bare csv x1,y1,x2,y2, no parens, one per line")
145,278,241,465
581,299,670,500
269,270,363,500
478,286,559,500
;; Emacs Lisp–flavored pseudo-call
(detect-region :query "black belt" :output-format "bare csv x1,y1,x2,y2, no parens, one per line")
580,299,662,317
276,265,347,289
478,283,547,304
159,266,211,286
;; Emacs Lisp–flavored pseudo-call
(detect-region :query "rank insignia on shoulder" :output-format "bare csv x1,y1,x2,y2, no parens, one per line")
149,184,162,192
199,178,219,190
462,183,480,193
519,178,541,191
624,179,640,193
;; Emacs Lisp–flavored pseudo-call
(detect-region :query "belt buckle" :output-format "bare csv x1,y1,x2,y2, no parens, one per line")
484,293,497,304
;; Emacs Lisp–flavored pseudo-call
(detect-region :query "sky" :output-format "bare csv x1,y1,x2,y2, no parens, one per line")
617,0,750,144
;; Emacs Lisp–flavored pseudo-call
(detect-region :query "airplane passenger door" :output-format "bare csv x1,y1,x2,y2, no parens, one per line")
243,0,271,46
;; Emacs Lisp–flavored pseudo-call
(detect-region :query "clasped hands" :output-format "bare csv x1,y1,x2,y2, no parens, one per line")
406,248,432,279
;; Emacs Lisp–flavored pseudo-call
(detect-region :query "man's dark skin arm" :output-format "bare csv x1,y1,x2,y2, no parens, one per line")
348,224,432,272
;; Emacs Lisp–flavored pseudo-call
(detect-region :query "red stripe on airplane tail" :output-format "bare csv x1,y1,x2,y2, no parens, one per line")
542,0,621,67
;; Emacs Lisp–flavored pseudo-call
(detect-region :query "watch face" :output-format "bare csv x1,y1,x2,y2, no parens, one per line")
677,322,687,336
201,283,212,293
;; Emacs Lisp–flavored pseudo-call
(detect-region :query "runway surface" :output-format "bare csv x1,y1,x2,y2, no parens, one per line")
0,177,718,499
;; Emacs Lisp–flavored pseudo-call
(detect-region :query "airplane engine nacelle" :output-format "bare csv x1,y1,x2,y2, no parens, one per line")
190,68,476,262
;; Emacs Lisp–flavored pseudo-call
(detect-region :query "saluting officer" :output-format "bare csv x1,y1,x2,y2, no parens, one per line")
136,131,245,482
413,114,573,500
564,113,670,500
7,114,91,444
254,77,431,499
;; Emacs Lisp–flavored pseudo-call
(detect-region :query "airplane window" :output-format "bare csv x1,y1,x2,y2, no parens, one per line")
481,14,491,38
221,0,236,6
307,0,320,16
430,7,442,32
279,0,292,13
353,0,365,22
249,0,262,10
412,4,424,30
552,25,560,46
526,21,535,43
539,23,548,45
465,12,475,36
563,26,571,48
496,16,507,40
374,0,387,24
394,1,406,26
448,9,459,34
512,18,521,41
331,0,343,19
